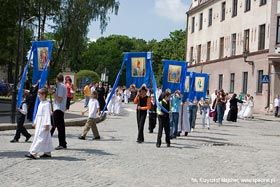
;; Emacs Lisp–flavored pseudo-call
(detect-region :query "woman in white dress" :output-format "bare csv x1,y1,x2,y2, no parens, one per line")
243,96,254,119
114,87,123,115
25,88,54,159
238,95,248,119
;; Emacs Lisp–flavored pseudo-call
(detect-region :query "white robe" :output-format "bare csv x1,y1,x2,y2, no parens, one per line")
114,94,123,115
29,100,54,153
243,100,254,118
178,102,190,133
238,100,248,118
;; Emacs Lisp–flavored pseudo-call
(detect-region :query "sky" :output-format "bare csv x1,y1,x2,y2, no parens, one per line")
87,0,192,42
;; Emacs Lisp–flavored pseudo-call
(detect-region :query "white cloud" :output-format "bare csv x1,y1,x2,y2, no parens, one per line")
154,0,190,23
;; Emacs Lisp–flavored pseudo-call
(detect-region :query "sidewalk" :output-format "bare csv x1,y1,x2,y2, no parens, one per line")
0,99,280,131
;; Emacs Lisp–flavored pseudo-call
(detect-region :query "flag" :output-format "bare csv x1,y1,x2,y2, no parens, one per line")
125,52,152,88
162,60,188,94
32,40,53,84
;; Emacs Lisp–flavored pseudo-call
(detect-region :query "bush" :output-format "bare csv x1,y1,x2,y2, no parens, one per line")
76,70,100,89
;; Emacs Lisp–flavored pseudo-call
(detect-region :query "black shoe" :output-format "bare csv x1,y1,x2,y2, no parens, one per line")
25,154,37,159
78,136,85,140
177,132,181,136
185,132,188,136
25,135,31,142
55,145,67,150
149,130,153,133
40,154,51,158
93,136,100,140
156,144,160,148
167,143,171,147
136,140,143,143
10,139,18,143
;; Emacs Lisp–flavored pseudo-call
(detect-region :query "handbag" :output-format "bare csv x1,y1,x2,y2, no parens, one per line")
209,110,215,117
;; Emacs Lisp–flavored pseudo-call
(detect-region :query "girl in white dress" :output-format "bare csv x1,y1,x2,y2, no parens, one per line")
238,95,248,119
106,89,115,115
114,88,123,115
25,88,54,159
243,96,254,119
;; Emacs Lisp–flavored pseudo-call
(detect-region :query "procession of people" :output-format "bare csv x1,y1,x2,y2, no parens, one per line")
9,71,260,159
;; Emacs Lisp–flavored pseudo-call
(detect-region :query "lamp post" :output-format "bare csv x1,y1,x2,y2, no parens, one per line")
11,15,35,123
243,50,254,65
101,67,109,83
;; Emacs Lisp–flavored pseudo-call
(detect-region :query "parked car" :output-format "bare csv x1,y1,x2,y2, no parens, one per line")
0,83,10,96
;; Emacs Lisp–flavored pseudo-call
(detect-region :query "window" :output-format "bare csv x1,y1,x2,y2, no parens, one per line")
230,73,235,93
260,0,266,6
199,13,203,30
221,2,226,21
242,72,248,94
191,17,195,33
231,33,236,56
232,0,238,17
208,8,213,26
207,41,211,61
197,45,201,63
258,24,265,50
244,29,250,52
190,47,194,63
277,17,280,44
245,0,251,12
257,70,263,93
219,74,223,90
219,37,224,59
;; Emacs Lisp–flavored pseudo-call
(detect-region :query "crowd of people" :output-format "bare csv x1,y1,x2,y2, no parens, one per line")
10,73,258,158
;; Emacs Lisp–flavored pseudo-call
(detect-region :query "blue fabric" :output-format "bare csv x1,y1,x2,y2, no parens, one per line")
125,52,151,88
32,40,53,84
16,48,34,108
101,58,126,115
192,72,209,101
162,60,188,94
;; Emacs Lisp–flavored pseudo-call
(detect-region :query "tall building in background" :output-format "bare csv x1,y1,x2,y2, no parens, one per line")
186,0,280,113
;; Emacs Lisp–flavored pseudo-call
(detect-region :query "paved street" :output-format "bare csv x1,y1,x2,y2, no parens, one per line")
0,101,280,186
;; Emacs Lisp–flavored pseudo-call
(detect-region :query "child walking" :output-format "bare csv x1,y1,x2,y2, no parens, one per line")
10,90,32,143
148,94,157,133
78,91,101,140
25,88,54,159
156,92,171,148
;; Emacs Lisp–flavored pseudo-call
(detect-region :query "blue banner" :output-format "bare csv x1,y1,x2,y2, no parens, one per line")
182,72,209,102
32,40,53,84
16,48,34,108
125,52,151,88
162,60,188,94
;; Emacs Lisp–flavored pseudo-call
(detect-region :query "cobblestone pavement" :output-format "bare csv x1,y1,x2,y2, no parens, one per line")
0,102,279,187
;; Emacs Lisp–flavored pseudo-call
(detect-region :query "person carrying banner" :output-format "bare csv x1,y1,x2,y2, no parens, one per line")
49,73,67,150
170,90,181,138
10,90,32,143
148,94,157,133
156,92,171,148
134,85,151,143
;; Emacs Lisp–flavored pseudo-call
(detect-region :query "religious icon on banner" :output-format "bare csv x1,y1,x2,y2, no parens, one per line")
195,77,205,92
184,76,190,92
131,57,146,77
168,65,181,83
38,47,48,70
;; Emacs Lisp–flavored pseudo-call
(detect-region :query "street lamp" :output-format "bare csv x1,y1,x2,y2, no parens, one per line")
243,50,254,65
101,67,109,83
11,15,35,123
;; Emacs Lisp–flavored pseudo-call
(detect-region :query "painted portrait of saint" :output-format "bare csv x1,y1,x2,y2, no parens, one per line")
131,57,146,77
195,77,205,92
168,65,181,83
184,76,190,92
37,47,48,70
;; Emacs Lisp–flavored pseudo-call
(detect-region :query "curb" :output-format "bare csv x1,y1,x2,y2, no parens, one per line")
0,118,87,131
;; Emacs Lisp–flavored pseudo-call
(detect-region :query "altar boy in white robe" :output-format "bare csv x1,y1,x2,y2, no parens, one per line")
25,88,54,159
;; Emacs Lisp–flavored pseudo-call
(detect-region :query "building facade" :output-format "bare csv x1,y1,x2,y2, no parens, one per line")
186,0,280,113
